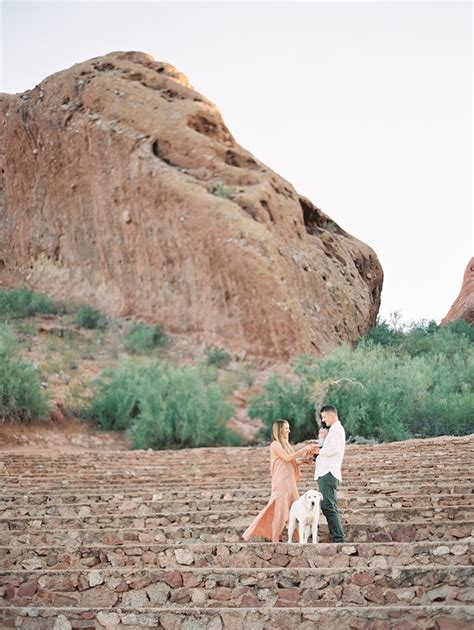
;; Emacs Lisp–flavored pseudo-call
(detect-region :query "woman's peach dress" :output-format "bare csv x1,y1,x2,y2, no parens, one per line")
242,443,300,543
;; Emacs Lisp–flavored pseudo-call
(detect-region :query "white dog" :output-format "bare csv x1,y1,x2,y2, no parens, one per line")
288,489,323,543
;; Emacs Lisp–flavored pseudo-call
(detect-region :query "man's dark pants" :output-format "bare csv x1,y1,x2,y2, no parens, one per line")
317,472,345,543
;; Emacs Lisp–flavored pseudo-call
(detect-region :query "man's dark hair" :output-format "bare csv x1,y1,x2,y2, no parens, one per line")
320,404,338,415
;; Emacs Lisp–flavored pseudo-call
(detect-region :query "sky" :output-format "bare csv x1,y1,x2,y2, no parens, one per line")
1,0,472,324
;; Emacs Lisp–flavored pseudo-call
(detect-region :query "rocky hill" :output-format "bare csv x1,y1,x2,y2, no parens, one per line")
442,258,474,326
0,51,383,359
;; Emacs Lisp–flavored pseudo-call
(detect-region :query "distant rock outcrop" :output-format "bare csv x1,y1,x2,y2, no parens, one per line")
441,258,474,326
0,51,383,358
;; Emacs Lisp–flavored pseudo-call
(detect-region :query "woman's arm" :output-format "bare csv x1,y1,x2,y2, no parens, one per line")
271,441,315,462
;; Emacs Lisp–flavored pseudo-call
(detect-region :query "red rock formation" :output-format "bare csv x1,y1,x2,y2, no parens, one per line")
0,51,383,358
441,258,474,326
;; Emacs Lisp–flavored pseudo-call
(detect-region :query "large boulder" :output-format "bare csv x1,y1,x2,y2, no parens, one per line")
0,51,383,358
441,258,474,326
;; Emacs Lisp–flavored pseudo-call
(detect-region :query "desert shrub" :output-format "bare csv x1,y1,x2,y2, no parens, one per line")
361,316,474,354
0,325,49,422
444,318,474,343
419,392,474,436
83,360,241,449
74,305,107,329
123,323,169,353
247,375,315,443
204,347,231,369
295,345,427,441
250,319,473,443
130,366,240,449
82,363,144,431
363,320,403,347
406,329,462,359
0,288,63,318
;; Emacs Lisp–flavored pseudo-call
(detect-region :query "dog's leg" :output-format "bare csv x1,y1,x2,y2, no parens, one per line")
312,519,319,544
298,521,305,544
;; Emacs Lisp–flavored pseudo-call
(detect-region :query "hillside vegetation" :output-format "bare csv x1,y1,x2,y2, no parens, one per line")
250,316,473,442
1,289,472,447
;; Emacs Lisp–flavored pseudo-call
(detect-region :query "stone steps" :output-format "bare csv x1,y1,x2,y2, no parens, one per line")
1,439,470,459
5,461,471,475
3,493,470,517
2,541,472,571
5,465,473,477
4,454,466,464
3,520,473,547
3,476,471,495
1,505,471,531
1,433,470,457
2,484,472,502
5,461,473,475
2,434,472,628
2,605,473,630
1,565,472,609
4,464,473,476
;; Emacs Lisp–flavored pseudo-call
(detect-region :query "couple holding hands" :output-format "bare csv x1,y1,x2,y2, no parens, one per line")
243,405,346,544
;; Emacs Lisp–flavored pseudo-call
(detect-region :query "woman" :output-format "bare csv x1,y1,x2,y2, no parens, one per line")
242,420,316,543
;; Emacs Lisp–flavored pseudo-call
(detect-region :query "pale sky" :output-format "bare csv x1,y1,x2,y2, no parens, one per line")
1,0,472,324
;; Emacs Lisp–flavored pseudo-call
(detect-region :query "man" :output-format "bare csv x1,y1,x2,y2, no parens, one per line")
313,404,346,543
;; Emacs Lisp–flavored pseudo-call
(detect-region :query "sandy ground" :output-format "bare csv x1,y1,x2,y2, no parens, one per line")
0,415,131,454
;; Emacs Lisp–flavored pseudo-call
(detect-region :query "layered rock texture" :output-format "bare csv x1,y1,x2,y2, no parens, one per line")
0,51,383,358
441,258,474,326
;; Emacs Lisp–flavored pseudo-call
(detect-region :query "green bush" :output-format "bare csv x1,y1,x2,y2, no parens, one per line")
296,345,426,441
123,323,169,354
420,392,474,436
0,288,63,318
83,360,241,449
82,363,143,431
0,325,49,422
361,316,474,352
363,320,403,347
249,319,474,442
204,347,231,369
401,326,468,359
74,305,107,329
247,375,315,443
443,319,474,343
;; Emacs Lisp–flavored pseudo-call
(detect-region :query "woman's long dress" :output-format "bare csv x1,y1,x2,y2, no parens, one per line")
242,453,300,543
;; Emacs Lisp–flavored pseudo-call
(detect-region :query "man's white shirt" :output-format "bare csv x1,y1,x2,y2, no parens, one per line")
314,420,346,482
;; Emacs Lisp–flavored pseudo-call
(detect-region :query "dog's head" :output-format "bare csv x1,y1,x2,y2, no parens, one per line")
304,489,323,508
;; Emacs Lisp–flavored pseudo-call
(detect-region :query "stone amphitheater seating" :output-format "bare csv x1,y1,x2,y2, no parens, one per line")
0,435,473,629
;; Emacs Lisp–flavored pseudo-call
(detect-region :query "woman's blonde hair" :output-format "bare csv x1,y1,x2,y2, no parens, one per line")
271,420,294,455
